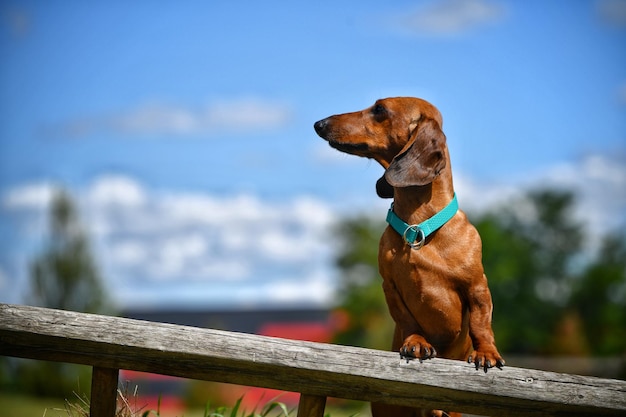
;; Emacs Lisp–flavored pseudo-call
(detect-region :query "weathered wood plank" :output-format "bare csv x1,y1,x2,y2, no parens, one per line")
1,303,624,416
90,367,119,417
296,394,326,417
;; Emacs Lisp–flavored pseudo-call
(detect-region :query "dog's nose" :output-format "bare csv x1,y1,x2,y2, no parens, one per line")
314,118,328,135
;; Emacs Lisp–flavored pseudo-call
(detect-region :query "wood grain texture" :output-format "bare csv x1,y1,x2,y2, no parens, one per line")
296,394,326,417
1,303,625,416
90,367,119,417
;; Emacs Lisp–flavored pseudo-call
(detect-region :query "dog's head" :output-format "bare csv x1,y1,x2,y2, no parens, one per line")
314,97,447,198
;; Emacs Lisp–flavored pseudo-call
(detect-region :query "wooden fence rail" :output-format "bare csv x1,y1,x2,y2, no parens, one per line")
1,303,625,417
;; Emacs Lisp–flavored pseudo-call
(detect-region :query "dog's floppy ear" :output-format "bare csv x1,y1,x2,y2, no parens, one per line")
376,175,394,198
385,118,446,187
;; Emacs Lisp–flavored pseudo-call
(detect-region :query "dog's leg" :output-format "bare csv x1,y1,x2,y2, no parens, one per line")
382,279,438,360
467,274,505,372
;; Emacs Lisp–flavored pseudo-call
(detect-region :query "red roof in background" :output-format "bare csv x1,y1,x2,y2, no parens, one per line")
121,369,183,381
257,322,333,343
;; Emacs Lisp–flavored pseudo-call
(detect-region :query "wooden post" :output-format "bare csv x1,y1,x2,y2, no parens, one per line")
297,394,327,417
90,366,119,417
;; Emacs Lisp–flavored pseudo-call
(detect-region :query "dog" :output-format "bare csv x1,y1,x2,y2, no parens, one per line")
314,97,504,417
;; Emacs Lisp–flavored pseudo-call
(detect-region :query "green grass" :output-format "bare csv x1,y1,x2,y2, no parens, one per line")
0,392,66,417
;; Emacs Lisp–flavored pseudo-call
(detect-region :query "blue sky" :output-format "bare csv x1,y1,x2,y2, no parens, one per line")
1,0,625,309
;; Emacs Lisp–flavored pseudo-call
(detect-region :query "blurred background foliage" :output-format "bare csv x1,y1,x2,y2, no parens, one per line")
331,188,626,365
1,189,113,398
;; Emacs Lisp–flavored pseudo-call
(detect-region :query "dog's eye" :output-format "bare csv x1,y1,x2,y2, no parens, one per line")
371,103,388,120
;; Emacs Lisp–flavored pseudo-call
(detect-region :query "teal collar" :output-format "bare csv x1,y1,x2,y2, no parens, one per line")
386,193,458,250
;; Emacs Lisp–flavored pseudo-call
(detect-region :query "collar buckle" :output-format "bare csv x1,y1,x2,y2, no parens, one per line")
403,225,426,250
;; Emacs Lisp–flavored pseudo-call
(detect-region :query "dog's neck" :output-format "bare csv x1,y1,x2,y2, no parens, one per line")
391,156,455,226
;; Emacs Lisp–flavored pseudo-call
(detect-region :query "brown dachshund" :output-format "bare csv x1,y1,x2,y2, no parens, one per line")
314,97,504,417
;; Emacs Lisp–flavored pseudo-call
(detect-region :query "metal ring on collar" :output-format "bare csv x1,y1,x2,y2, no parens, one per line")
403,224,426,250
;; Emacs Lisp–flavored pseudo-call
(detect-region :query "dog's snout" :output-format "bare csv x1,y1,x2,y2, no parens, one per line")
314,118,328,136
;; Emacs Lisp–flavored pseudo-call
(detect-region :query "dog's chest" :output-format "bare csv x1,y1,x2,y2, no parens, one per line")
380,236,466,305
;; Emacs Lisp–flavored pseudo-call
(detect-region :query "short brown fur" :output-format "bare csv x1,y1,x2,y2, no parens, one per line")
315,97,504,417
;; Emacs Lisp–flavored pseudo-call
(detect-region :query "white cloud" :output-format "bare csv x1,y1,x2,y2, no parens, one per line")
109,239,148,267
3,153,623,308
3,175,334,285
159,193,271,227
396,0,506,36
85,177,336,301
2,182,56,210
533,154,626,236
455,153,626,244
260,274,335,305
2,175,338,307
205,98,292,131
47,97,292,139
88,175,147,208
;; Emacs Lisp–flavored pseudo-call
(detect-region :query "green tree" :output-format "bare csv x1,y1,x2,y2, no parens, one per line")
331,216,394,351
474,213,546,353
571,234,626,356
475,189,585,354
29,188,109,313
10,188,112,398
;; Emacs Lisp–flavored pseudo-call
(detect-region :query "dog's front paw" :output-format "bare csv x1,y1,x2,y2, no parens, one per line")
468,348,505,372
400,334,437,361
